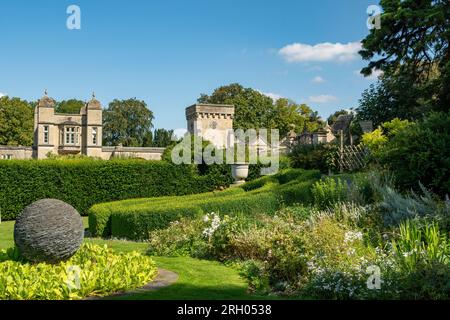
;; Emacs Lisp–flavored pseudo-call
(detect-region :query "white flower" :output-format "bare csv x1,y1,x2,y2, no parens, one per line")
344,231,363,244
202,212,222,238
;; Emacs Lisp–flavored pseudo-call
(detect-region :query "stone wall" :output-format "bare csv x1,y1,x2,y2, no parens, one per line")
0,146,34,160
101,146,165,160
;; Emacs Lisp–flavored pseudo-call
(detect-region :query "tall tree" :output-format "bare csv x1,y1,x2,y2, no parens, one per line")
198,83,276,131
152,128,174,147
0,96,34,146
103,98,154,147
359,0,450,119
198,83,321,137
272,98,322,136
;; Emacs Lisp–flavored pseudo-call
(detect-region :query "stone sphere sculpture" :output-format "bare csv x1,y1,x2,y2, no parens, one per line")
14,199,84,263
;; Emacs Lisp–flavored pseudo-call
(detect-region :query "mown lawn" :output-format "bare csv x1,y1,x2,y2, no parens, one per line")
0,218,285,300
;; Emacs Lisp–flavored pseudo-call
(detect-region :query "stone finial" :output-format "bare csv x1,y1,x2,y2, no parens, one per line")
38,89,55,108
87,91,102,110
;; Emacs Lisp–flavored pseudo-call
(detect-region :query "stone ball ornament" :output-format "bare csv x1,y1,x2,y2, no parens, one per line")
14,199,84,263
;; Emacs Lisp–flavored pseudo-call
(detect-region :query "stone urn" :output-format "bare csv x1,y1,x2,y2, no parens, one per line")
231,163,249,186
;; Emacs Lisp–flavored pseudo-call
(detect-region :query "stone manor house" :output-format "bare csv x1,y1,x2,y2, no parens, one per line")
0,91,339,160
0,92,237,160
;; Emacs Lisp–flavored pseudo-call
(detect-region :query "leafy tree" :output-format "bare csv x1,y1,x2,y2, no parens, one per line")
198,83,275,131
198,83,322,137
152,128,174,147
272,98,322,136
142,130,153,147
55,99,85,114
359,0,450,119
327,109,351,127
362,118,412,159
0,96,34,146
356,75,433,126
103,98,154,147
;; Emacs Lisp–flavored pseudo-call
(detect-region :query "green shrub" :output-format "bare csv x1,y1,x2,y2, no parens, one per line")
0,159,223,220
89,169,321,239
288,143,337,173
0,243,157,300
311,177,347,209
391,220,449,273
379,112,450,197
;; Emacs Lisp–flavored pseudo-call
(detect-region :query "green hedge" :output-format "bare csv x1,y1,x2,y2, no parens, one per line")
89,169,321,240
0,159,224,220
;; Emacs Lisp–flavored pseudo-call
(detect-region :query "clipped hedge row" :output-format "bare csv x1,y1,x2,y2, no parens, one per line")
0,159,225,220
89,169,321,240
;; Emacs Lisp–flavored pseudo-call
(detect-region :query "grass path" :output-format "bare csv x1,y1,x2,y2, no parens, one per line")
0,218,282,300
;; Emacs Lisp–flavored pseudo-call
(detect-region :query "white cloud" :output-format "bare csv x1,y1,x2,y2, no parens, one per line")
312,76,325,83
279,41,362,63
259,91,283,102
354,69,384,80
0,92,5,98
308,95,339,104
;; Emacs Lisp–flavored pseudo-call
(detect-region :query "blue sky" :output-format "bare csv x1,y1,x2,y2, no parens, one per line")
0,0,380,130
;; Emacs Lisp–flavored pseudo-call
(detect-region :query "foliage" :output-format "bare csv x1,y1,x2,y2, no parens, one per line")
356,75,432,126
0,243,157,300
391,220,449,273
152,128,174,147
54,99,85,114
361,118,412,159
327,109,351,127
361,128,387,158
379,112,450,197
198,83,321,138
310,173,373,210
359,0,450,115
0,159,221,220
89,169,320,239
381,219,450,299
144,183,450,300
311,177,348,210
0,96,34,146
375,183,450,229
288,142,338,173
103,98,154,147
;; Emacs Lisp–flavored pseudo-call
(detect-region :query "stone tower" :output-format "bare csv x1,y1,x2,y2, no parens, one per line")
81,93,103,158
34,90,57,159
186,104,235,148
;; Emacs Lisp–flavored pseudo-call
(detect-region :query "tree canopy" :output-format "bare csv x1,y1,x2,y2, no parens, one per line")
55,99,85,114
358,0,450,123
152,128,174,147
103,98,154,147
198,83,322,137
0,96,34,146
